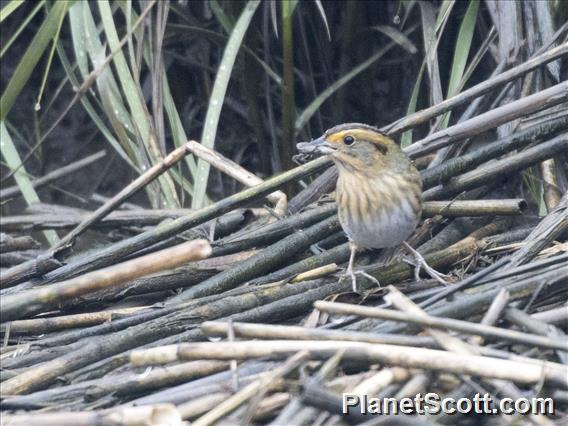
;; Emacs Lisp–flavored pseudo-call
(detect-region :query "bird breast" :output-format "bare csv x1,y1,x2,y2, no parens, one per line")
336,172,422,250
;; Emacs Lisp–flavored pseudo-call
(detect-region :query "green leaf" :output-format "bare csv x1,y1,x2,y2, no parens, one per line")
99,1,180,208
283,0,299,18
442,0,479,128
435,0,455,31
0,0,72,119
314,0,331,40
68,2,138,165
280,0,296,172
1,121,58,245
191,0,261,209
0,1,44,58
0,0,25,23
401,61,426,148
114,2,202,201
447,0,479,98
35,1,68,111
98,1,150,145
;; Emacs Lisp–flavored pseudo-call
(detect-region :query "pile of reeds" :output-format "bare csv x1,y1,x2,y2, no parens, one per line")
1,40,567,424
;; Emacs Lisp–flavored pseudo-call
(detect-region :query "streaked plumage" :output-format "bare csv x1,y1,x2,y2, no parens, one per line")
297,123,425,291
336,165,421,250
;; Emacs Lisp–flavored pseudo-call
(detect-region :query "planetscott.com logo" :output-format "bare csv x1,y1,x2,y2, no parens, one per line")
342,393,555,416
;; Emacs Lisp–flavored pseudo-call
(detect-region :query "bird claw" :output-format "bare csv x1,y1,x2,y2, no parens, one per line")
403,242,449,285
344,268,381,293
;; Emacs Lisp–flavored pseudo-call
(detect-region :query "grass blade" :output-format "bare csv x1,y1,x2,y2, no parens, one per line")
0,0,25,23
0,0,72,119
447,1,479,95
401,61,426,148
35,1,68,111
97,1,150,146
191,0,261,209
0,0,45,58
280,0,296,173
314,0,331,40
439,0,479,129
1,122,58,245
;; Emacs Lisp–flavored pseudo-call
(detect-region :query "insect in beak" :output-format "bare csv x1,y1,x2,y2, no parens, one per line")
296,135,336,155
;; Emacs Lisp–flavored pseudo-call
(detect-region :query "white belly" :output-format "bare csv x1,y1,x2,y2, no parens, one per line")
339,198,419,249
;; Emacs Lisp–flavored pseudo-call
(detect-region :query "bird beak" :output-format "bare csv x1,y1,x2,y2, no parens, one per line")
296,135,336,155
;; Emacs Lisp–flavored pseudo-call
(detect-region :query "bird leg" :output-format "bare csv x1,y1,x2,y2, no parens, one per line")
346,244,358,291
345,243,380,293
402,241,448,285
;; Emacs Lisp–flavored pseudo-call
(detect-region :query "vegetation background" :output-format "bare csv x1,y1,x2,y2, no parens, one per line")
2,0,565,226
1,2,567,421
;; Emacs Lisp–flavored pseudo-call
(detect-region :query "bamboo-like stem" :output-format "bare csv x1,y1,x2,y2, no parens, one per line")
212,204,336,257
191,351,308,426
406,82,568,159
423,134,568,200
531,305,568,325
0,141,199,287
0,235,40,253
351,367,410,396
507,192,568,267
1,156,330,288
421,112,568,188
53,142,198,252
1,404,183,426
541,158,562,211
401,259,567,333
1,208,194,232
314,299,568,351
289,114,566,215
0,306,149,334
468,288,509,346
177,393,232,421
185,140,287,215
1,239,212,321
506,307,568,373
2,360,228,409
384,286,551,424
250,242,351,286
218,200,526,258
129,340,568,387
422,199,527,216
384,286,475,354
0,150,107,200
201,321,437,347
383,43,568,135
0,237,479,395
165,215,340,303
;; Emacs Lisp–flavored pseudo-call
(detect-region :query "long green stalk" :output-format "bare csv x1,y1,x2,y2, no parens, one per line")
191,1,261,209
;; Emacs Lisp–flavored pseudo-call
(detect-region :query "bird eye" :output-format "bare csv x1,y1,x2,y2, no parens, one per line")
343,135,355,146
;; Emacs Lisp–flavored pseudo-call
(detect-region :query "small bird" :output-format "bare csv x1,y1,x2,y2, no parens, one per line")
297,123,445,292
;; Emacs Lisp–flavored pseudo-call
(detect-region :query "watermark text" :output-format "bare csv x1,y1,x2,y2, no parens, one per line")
342,393,554,416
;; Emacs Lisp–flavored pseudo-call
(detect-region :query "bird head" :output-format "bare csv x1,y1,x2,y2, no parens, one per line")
297,123,408,175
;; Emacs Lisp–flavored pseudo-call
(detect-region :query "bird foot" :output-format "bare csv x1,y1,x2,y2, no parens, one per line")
345,268,381,293
402,242,449,285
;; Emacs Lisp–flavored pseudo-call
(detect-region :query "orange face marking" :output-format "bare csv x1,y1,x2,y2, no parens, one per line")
326,129,392,150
